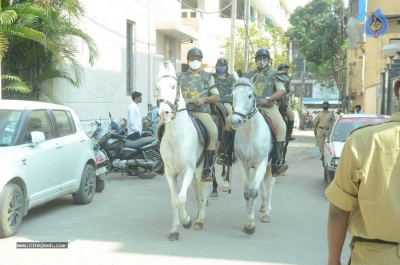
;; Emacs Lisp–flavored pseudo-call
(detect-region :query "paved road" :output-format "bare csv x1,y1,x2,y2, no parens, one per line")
1,130,351,265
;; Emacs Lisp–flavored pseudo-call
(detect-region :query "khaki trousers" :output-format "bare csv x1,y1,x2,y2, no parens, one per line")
318,128,328,155
155,111,216,151
349,240,400,265
225,104,286,142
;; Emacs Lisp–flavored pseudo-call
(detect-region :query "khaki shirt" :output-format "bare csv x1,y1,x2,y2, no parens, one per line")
325,112,400,242
187,70,219,96
315,110,334,130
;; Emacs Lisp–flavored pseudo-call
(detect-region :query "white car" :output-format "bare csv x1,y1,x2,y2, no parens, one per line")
0,100,96,238
323,114,390,187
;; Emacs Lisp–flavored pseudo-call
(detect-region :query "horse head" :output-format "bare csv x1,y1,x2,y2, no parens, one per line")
231,77,257,131
156,61,184,122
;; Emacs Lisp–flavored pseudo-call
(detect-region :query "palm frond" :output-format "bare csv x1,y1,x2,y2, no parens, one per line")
11,4,48,21
36,68,77,87
2,81,30,93
0,10,18,25
2,74,22,81
38,92,63,105
0,28,8,59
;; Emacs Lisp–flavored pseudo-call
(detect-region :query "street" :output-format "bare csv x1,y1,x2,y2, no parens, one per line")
1,130,351,265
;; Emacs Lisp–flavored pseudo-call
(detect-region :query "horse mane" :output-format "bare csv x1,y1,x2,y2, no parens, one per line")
234,77,256,94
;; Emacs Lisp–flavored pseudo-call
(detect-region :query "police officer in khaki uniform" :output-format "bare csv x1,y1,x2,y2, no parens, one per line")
314,101,335,160
277,62,295,141
152,47,220,182
218,48,289,177
325,80,400,265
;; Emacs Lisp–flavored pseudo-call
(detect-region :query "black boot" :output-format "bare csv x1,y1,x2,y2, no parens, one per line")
202,150,215,182
287,120,296,141
152,142,164,175
217,131,233,166
271,141,289,177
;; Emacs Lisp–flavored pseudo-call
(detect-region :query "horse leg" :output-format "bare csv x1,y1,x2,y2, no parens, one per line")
243,161,268,235
194,180,212,230
165,173,181,241
222,166,231,193
177,169,195,231
221,165,226,179
261,164,274,223
210,155,218,197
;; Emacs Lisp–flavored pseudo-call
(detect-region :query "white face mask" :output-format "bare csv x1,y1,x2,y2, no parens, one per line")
189,60,202,70
257,59,269,68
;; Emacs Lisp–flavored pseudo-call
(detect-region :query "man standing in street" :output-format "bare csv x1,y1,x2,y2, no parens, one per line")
127,91,142,141
314,101,335,160
354,105,364,114
326,80,400,265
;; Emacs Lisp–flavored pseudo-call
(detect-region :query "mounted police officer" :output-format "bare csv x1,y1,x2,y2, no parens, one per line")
218,48,289,177
314,101,335,160
152,47,220,182
277,62,295,141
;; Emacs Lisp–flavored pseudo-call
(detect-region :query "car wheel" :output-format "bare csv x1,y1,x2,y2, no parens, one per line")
96,178,105,192
0,184,24,238
73,164,96,204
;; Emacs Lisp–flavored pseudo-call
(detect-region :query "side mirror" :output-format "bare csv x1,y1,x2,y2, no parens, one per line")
30,131,45,144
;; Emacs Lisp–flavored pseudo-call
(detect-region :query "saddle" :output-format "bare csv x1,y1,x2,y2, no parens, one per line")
213,102,228,142
259,110,278,142
156,114,210,167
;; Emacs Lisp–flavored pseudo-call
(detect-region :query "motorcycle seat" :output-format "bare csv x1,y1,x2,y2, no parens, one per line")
124,136,156,149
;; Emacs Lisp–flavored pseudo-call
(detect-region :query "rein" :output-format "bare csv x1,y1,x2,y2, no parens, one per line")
232,82,259,122
157,75,187,120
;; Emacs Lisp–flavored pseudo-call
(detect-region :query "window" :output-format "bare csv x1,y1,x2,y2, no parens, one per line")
294,84,301,97
164,36,173,62
182,12,187,18
53,110,75,137
190,12,196,18
304,84,313,98
26,110,54,141
127,21,136,95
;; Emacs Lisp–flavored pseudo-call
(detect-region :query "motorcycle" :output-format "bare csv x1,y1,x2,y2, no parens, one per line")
88,121,109,192
96,113,160,179
304,118,314,129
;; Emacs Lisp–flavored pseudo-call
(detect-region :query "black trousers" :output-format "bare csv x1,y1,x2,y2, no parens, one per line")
128,131,141,141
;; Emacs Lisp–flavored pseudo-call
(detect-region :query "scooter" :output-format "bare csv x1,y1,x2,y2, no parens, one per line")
88,122,109,192
304,118,314,129
97,113,160,179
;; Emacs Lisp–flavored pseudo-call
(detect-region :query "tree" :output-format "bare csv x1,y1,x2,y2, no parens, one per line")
286,0,348,109
221,23,292,76
2,0,98,101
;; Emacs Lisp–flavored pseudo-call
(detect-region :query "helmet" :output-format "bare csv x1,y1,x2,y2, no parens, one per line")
323,101,329,105
255,48,270,60
216,57,228,66
277,63,289,71
187,47,203,59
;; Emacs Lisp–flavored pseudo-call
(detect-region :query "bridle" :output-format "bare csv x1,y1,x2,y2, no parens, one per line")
232,82,259,123
157,75,187,120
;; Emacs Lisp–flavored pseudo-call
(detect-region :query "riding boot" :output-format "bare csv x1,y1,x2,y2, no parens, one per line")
287,120,296,141
151,142,164,175
271,141,289,177
217,130,233,166
202,150,215,182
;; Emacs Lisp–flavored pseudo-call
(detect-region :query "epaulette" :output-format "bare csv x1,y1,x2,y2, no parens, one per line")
349,124,377,135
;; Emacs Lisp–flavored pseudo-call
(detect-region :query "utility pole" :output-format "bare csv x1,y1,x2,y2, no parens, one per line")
243,0,250,73
299,58,306,129
229,0,237,74
336,0,345,112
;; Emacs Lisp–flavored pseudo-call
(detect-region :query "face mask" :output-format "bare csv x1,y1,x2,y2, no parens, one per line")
323,106,328,110
139,98,142,103
257,59,269,68
189,60,201,70
216,66,227,73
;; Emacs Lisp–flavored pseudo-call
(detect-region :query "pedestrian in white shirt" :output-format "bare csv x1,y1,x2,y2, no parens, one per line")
127,92,143,140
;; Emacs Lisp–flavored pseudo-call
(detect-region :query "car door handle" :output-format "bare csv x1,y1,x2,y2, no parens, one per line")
55,143,63,149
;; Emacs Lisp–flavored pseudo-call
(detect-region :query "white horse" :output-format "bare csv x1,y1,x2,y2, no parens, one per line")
230,77,275,235
156,61,215,241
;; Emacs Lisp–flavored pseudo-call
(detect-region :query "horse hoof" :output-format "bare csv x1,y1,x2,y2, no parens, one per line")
210,191,218,197
168,232,179,241
242,225,255,235
222,186,229,192
275,177,279,183
261,215,271,223
260,206,266,213
182,219,192,229
194,222,204,230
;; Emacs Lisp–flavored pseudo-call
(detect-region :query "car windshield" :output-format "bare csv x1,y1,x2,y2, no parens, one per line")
332,117,388,141
0,109,22,146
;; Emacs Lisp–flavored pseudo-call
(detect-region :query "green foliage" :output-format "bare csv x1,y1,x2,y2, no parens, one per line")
221,23,291,76
286,0,347,105
1,0,98,101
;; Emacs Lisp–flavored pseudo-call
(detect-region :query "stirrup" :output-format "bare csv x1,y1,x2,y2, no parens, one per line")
217,154,229,166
